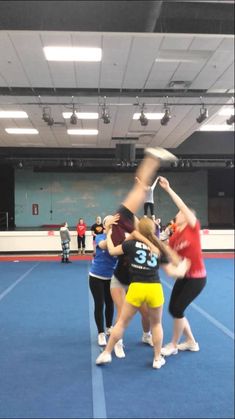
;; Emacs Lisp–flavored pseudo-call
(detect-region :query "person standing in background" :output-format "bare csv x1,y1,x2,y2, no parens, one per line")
59,222,71,263
91,216,104,254
76,218,87,255
144,177,159,219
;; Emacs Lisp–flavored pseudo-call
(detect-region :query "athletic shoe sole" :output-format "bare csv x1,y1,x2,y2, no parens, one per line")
145,147,178,162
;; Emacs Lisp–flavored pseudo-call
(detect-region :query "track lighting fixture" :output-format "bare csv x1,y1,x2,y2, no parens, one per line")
226,114,235,125
101,109,111,124
139,110,148,126
161,108,171,126
42,107,54,126
68,160,74,168
70,104,78,125
196,105,208,123
101,97,111,124
70,113,77,124
226,160,234,168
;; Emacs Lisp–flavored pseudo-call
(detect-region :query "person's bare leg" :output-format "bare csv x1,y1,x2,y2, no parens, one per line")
149,306,163,360
110,286,126,323
138,303,151,333
182,317,197,343
171,318,185,346
103,301,138,354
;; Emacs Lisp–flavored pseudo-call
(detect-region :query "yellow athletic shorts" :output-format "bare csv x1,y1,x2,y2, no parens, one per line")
125,282,164,308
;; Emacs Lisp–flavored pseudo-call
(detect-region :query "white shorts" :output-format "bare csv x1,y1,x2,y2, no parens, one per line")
110,275,129,292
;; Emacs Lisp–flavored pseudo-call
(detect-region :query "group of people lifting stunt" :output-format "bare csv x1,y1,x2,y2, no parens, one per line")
88,147,206,369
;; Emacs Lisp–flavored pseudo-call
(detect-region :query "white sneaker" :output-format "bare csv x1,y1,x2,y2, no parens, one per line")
96,351,112,365
142,332,153,347
105,326,113,336
153,356,166,369
114,339,125,358
161,343,178,357
177,341,200,352
98,333,107,346
145,147,178,163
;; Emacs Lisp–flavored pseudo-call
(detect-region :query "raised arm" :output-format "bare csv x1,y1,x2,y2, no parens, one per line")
130,229,181,266
151,176,160,190
158,176,197,228
106,229,124,256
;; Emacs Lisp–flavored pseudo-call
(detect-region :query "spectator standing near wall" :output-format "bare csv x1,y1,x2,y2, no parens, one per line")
76,218,87,255
91,216,104,254
59,222,71,263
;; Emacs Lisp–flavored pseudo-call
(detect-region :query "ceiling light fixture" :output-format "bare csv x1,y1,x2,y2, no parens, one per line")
0,111,28,118
43,47,102,62
5,128,39,134
199,125,231,131
218,107,235,116
67,129,98,135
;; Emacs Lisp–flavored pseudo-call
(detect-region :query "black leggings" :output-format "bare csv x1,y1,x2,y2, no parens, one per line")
89,275,114,333
144,202,154,216
169,277,207,319
77,235,85,249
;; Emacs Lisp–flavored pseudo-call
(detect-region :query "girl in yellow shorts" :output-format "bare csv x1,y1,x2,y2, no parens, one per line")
96,217,190,369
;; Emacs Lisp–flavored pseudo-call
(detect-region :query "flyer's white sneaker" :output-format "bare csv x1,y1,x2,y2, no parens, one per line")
177,341,200,352
153,356,166,369
114,339,125,358
98,333,107,346
96,351,112,365
161,343,178,357
145,147,178,163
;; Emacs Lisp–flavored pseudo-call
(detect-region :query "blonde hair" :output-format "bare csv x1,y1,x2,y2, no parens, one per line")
103,215,113,226
138,217,168,256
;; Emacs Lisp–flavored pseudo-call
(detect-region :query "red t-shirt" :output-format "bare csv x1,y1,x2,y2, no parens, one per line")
169,220,206,278
76,223,87,237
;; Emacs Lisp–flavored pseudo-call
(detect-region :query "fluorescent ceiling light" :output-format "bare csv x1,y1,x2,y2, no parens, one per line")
67,129,98,135
0,111,28,118
155,50,212,63
218,108,235,116
63,112,99,119
5,128,39,134
199,125,232,131
133,113,164,120
44,47,102,61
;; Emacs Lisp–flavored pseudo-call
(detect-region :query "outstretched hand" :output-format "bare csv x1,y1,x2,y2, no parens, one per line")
105,214,120,231
177,258,191,278
158,176,170,190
